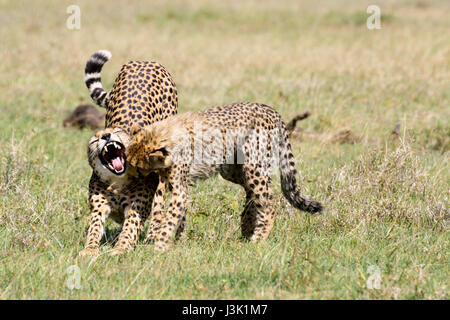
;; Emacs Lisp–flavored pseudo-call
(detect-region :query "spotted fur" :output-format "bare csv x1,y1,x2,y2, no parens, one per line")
79,50,178,257
126,102,323,251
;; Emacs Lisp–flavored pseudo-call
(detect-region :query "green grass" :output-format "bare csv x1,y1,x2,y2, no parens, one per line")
0,0,448,299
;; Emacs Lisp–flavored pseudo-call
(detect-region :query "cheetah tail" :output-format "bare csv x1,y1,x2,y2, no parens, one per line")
84,50,112,108
278,125,323,214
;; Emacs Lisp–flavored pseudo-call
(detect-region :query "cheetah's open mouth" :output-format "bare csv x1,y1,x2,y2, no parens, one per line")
99,141,126,175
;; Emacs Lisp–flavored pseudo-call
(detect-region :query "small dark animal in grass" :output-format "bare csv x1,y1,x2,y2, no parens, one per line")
392,123,401,138
63,104,105,129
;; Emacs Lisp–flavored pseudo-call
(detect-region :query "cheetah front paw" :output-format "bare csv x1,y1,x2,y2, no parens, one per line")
109,247,127,256
79,247,99,257
154,240,170,252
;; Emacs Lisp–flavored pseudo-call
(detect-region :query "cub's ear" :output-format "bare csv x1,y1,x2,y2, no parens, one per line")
130,124,142,136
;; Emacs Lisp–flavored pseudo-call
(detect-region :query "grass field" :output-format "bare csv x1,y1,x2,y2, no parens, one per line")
0,0,449,299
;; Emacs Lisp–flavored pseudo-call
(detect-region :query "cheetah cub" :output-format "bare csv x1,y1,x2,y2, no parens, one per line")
127,102,323,251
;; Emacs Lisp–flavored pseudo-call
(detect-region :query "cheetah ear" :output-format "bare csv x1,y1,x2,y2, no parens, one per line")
130,124,142,136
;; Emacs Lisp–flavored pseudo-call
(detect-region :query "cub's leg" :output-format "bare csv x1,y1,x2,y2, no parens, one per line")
154,166,188,251
145,177,166,243
174,215,187,240
220,164,256,239
145,178,187,243
241,190,258,239
242,164,275,242
79,175,115,256
220,165,258,239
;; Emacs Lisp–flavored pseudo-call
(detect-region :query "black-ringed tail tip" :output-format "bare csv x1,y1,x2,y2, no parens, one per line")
278,125,324,214
85,50,112,108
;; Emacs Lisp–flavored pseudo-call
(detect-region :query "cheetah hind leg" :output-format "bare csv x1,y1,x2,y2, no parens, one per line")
219,166,262,240
145,176,187,243
174,215,187,240
242,166,275,242
241,190,257,239
249,190,275,242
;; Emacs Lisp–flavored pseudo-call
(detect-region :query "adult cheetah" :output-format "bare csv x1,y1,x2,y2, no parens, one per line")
125,102,323,251
79,50,178,256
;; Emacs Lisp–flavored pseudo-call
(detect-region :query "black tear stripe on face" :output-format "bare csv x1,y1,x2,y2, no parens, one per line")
117,134,127,148
89,139,99,146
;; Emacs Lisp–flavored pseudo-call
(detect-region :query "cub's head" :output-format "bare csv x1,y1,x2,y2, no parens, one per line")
87,127,132,181
126,124,174,172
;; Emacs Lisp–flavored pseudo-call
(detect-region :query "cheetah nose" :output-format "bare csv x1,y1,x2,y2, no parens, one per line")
101,133,111,141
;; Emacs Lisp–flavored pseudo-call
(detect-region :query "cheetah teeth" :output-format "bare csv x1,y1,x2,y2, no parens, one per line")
102,142,122,156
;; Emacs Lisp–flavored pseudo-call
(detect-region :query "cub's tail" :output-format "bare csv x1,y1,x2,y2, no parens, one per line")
84,50,112,108
278,124,323,213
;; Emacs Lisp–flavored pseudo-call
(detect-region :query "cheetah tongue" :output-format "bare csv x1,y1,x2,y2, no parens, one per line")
112,157,124,172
